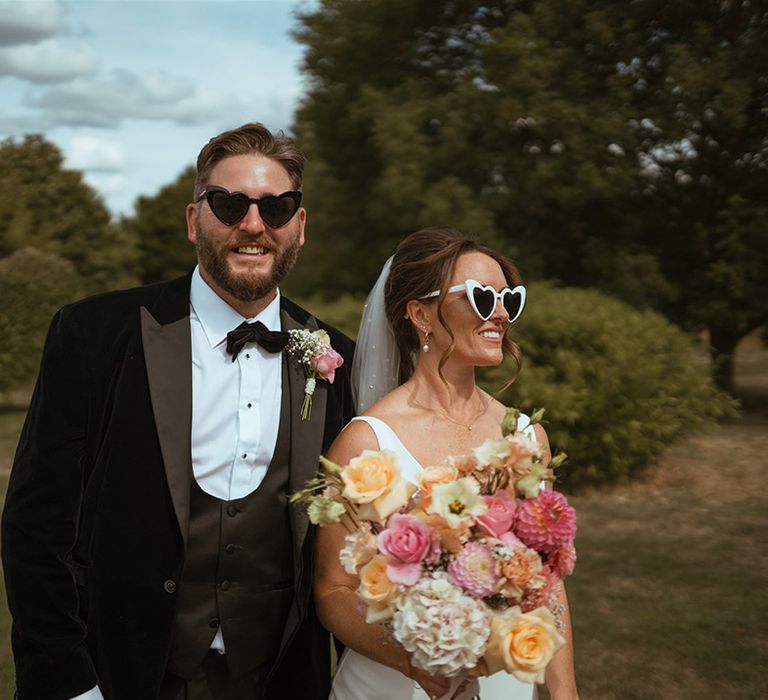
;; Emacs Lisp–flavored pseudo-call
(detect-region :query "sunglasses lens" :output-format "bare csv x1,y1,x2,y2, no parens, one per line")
259,193,300,228
472,288,496,320
503,293,523,321
209,190,249,225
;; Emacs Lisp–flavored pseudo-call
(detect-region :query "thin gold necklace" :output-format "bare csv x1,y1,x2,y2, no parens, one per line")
408,387,489,431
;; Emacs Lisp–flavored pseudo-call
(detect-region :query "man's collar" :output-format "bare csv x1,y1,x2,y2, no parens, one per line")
189,265,282,349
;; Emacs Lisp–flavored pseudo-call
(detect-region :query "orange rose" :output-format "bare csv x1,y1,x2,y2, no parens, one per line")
417,464,459,508
357,554,400,622
483,606,565,684
421,512,471,553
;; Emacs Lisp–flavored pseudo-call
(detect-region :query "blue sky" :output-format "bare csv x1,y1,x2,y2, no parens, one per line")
0,0,316,216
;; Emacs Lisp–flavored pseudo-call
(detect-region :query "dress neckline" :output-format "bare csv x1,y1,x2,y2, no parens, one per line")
350,415,425,470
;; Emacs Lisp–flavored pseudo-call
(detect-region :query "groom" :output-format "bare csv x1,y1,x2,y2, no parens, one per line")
2,123,354,699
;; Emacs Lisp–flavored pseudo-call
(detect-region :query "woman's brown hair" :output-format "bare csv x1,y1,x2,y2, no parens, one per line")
384,227,524,386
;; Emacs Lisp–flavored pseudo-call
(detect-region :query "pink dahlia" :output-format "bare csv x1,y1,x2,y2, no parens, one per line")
514,489,576,554
547,542,577,578
448,541,500,599
520,565,562,612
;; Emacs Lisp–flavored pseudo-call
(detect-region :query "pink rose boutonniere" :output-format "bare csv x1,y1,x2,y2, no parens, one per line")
286,328,344,420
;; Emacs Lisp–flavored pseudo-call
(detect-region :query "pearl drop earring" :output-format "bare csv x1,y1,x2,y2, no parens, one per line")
422,329,430,353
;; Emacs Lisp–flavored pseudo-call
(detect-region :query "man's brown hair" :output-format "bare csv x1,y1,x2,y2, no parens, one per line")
193,122,305,198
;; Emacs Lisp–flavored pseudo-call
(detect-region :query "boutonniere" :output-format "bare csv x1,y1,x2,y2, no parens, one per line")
286,329,344,420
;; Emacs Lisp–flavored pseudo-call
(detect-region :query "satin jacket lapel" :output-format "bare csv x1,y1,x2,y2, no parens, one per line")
281,309,328,554
140,306,192,548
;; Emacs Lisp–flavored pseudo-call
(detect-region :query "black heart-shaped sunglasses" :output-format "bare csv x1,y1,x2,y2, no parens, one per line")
196,186,302,228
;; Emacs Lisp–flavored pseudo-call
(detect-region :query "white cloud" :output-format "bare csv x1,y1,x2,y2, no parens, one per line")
83,171,127,196
0,39,97,83
0,0,66,47
24,68,243,127
66,135,125,172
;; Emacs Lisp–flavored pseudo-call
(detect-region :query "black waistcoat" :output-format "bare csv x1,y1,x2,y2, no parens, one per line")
167,364,293,680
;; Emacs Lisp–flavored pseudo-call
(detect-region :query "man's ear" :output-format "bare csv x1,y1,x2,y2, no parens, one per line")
297,207,306,247
186,203,199,245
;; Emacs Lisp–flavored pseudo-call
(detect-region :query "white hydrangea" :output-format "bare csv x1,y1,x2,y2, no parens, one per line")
391,573,491,677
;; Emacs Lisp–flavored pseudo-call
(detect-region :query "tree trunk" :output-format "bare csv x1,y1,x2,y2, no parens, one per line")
708,327,740,395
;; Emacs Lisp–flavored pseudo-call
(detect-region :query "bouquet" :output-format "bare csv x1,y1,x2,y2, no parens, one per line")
291,407,576,684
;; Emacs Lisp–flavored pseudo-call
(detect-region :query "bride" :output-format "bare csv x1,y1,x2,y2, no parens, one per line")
314,228,579,700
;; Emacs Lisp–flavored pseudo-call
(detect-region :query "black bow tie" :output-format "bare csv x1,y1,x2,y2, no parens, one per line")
225,321,289,361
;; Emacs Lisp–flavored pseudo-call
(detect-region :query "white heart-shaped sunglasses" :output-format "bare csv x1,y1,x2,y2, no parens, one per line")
421,279,526,323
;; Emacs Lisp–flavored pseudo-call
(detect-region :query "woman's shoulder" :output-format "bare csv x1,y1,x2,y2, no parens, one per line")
358,384,414,424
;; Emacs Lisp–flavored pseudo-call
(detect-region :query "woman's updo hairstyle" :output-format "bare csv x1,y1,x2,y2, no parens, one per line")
384,227,524,385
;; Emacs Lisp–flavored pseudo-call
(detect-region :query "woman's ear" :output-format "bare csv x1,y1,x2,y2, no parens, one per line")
405,299,431,332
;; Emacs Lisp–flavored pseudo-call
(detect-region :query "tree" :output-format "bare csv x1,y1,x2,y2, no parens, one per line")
292,0,768,391
122,165,198,284
0,247,84,393
0,134,139,294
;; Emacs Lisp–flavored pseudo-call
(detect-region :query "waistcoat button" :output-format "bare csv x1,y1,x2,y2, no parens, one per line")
226,505,238,517
163,579,177,594
208,617,220,628
220,579,231,591
225,543,236,555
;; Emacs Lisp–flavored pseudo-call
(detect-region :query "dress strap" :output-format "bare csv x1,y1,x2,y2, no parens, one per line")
348,416,423,485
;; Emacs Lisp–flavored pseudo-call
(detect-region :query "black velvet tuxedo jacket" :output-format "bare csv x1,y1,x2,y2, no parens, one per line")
1,273,355,700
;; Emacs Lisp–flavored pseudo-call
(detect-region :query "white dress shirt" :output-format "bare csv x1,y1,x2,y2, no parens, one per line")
73,267,284,699
189,265,282,501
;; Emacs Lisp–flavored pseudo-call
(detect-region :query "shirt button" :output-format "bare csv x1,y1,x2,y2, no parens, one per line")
245,353,250,359
220,579,231,591
163,579,177,594
226,505,238,517
242,453,247,459
225,543,236,555
247,403,252,408
209,617,220,628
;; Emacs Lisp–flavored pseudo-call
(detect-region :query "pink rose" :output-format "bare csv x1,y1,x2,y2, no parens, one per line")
476,490,517,539
377,514,435,585
498,530,526,549
312,347,344,383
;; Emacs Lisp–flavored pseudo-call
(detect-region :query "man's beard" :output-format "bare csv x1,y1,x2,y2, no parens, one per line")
195,222,302,303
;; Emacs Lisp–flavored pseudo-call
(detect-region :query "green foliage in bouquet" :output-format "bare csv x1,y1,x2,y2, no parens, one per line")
0,247,84,393
480,283,737,490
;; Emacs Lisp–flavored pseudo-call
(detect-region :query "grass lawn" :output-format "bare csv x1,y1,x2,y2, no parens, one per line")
0,344,766,698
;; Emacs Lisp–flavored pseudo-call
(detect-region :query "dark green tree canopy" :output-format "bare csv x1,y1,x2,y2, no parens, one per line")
0,247,84,393
0,134,138,294
292,0,767,391
122,165,197,284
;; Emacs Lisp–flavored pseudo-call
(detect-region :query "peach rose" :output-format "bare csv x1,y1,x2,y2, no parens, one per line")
417,464,459,507
356,478,417,524
357,554,401,622
341,449,400,504
483,606,565,683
